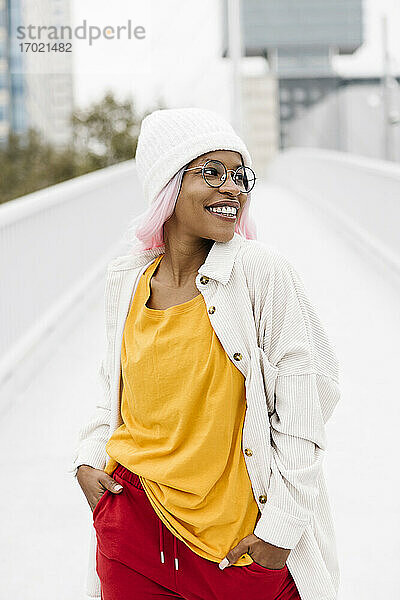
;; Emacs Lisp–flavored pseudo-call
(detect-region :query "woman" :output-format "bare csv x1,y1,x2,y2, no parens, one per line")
69,107,340,600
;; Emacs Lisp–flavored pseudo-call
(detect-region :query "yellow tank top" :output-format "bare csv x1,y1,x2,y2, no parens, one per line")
104,253,260,566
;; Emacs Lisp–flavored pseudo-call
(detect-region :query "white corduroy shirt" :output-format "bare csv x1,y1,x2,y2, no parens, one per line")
68,231,341,600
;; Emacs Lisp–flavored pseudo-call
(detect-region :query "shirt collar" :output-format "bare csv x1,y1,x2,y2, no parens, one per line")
108,231,244,284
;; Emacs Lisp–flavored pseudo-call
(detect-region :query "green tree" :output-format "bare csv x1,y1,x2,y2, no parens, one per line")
72,90,140,172
0,90,162,204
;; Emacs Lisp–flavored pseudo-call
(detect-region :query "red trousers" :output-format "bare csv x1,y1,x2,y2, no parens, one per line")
93,463,301,600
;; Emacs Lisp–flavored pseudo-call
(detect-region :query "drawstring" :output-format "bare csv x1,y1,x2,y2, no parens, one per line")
174,535,179,570
158,519,165,564
158,519,179,570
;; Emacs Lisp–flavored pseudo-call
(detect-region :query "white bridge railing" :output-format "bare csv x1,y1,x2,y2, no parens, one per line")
0,159,144,389
266,147,400,282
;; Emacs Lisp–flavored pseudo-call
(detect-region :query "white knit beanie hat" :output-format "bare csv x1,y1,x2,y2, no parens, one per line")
135,107,252,206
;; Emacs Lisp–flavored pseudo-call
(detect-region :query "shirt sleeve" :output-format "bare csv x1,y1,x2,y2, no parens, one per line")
253,253,340,549
66,352,112,478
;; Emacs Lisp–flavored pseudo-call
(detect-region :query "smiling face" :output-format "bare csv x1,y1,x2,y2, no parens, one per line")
163,149,248,244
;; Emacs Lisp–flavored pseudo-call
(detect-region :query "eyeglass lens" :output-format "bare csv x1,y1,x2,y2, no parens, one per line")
203,160,255,193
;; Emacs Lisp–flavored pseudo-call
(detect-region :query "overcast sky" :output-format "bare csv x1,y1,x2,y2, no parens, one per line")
70,0,400,116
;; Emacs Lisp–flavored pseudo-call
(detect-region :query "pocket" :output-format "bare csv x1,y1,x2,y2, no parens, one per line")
92,489,109,521
244,560,287,574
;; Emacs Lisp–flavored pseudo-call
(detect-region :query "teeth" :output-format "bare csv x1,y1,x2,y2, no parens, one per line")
207,205,238,216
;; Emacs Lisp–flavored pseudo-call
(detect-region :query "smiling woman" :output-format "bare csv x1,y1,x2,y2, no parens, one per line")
70,107,338,600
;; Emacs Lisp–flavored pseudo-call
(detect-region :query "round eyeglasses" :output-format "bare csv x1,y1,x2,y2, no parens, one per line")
183,159,256,193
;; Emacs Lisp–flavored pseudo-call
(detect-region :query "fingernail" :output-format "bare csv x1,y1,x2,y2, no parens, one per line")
114,484,123,491
219,558,229,570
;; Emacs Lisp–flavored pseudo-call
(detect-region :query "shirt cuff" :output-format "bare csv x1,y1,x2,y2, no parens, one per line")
66,440,107,478
253,501,309,549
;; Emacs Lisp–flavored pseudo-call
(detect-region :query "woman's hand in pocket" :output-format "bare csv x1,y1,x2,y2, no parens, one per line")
219,534,290,570
77,465,124,512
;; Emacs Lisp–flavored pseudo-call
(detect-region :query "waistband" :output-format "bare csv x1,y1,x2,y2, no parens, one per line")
112,463,144,489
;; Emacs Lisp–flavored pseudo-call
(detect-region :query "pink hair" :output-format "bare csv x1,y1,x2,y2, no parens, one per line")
127,164,258,254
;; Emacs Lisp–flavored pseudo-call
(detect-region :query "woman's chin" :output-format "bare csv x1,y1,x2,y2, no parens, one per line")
210,229,235,243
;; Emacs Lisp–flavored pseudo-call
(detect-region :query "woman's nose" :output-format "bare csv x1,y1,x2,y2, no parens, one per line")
219,171,241,195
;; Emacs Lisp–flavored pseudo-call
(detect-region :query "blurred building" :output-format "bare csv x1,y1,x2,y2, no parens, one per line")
240,61,280,178
286,75,400,162
0,0,27,140
0,0,73,146
222,0,364,150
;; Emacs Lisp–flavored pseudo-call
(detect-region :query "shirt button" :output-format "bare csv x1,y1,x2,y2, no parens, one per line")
208,306,216,314
259,494,268,504
244,448,253,456
200,276,209,284
233,352,242,361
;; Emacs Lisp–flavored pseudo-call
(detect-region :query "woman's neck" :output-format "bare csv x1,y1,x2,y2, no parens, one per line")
157,235,213,288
